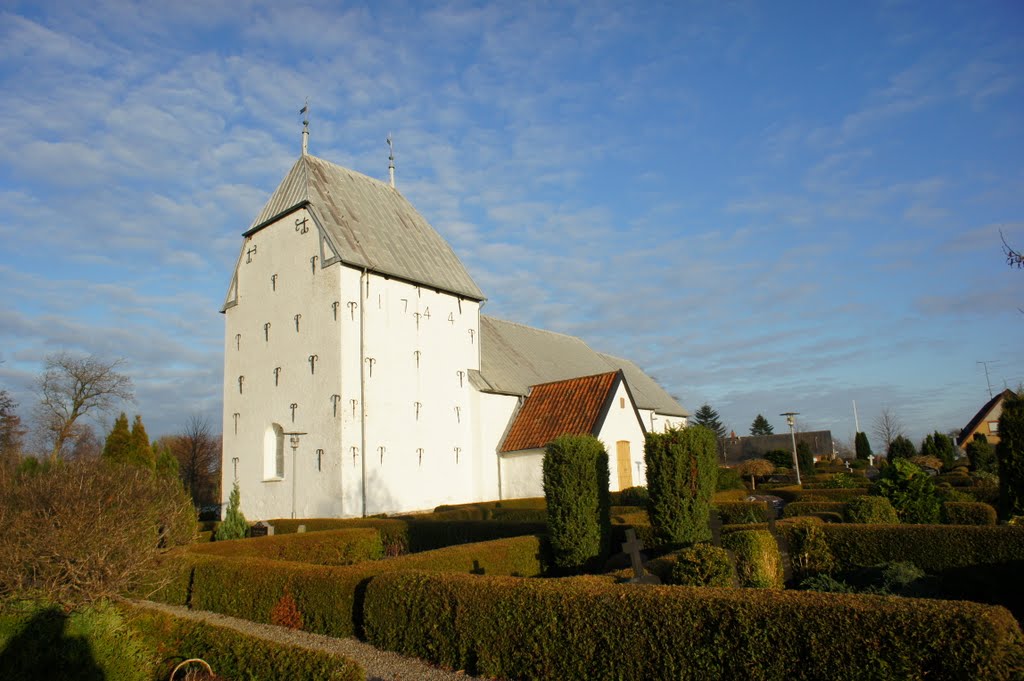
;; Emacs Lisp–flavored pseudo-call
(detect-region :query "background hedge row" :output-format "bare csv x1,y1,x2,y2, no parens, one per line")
191,527,383,565
363,571,1024,680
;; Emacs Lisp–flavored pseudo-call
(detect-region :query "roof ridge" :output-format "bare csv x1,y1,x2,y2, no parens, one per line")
527,369,620,390
304,153,397,193
481,315,589,342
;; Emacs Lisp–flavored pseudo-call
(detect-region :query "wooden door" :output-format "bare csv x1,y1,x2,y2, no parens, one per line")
616,441,633,489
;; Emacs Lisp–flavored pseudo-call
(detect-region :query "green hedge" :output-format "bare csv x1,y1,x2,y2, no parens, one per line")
125,603,364,680
148,535,544,638
190,528,383,565
845,496,899,524
644,426,717,545
782,501,848,519
542,434,612,571
363,571,1024,680
771,487,871,503
941,502,997,525
721,530,783,588
714,501,770,524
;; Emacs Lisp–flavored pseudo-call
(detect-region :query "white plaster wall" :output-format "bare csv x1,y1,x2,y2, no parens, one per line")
500,449,545,499
473,390,521,501
223,207,345,521
596,381,648,490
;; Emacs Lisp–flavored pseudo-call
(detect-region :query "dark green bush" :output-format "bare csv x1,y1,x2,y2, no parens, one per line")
782,501,848,519
148,535,544,638
644,426,717,545
874,459,941,524
617,485,649,506
542,435,611,571
125,603,363,680
845,496,899,524
934,473,973,487
714,501,770,524
997,392,1024,518
721,530,783,588
770,486,870,503
364,571,1024,681
716,467,746,491
940,502,997,526
786,517,836,580
190,528,383,565
668,543,737,587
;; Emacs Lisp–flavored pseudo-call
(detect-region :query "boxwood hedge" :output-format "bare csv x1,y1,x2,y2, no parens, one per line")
190,528,383,565
782,501,848,519
941,502,997,525
714,501,770,524
364,571,1024,680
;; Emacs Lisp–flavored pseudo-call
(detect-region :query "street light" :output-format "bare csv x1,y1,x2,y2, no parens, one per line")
283,431,306,519
780,412,801,486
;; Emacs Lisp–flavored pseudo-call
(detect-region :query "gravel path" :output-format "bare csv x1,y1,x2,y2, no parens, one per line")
133,600,492,681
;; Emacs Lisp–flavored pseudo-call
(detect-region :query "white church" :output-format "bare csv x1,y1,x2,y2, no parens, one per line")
221,138,689,520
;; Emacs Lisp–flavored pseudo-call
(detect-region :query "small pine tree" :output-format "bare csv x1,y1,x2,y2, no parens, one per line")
101,413,133,465
129,415,155,469
542,434,611,571
887,435,917,462
966,434,996,474
749,414,774,436
854,432,873,461
154,441,179,479
996,392,1024,519
692,404,728,439
216,481,248,541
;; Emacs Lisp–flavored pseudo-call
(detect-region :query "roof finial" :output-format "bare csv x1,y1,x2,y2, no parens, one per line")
387,133,395,188
300,98,310,156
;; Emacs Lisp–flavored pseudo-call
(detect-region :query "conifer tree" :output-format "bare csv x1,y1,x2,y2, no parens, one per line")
129,414,154,469
692,404,727,439
996,392,1024,519
888,435,917,462
749,414,774,436
796,440,815,473
854,432,873,461
154,440,179,479
921,431,957,471
966,434,996,474
216,481,248,540
101,412,133,465
0,388,26,467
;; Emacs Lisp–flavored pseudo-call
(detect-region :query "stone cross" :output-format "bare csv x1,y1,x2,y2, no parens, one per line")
622,529,661,584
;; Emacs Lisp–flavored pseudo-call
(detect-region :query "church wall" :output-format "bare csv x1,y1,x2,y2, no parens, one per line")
597,381,648,490
223,207,346,521
357,272,482,515
500,449,545,499
472,390,519,501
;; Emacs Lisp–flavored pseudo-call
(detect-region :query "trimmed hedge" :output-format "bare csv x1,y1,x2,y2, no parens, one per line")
668,544,737,587
771,486,870,503
148,535,544,638
721,530,783,588
364,571,1024,680
714,501,770,524
125,603,364,680
783,501,848,519
644,426,717,545
190,528,383,565
942,502,997,526
845,496,899,524
543,434,612,571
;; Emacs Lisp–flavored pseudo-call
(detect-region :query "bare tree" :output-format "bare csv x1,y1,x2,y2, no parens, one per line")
1003,230,1023,269
164,414,221,507
68,423,102,460
35,353,133,463
872,407,905,452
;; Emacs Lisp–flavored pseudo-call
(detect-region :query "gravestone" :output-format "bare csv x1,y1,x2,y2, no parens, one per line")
621,529,661,585
298,524,306,533
250,522,270,538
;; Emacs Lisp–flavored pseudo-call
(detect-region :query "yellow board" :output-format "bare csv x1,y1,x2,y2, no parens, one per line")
617,440,633,490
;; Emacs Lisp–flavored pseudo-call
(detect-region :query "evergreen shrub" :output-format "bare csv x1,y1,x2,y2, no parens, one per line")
644,426,717,545
617,485,649,507
714,501,770,524
782,501,848,519
542,435,611,571
191,528,383,565
216,482,248,541
716,467,746,491
721,530,783,589
845,496,899,524
941,502,997,526
147,535,545,638
997,393,1024,519
770,486,870,503
787,517,836,580
668,543,737,587
874,459,941,524
363,571,1024,681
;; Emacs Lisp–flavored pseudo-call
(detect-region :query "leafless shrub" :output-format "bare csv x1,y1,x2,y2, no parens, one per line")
0,459,196,606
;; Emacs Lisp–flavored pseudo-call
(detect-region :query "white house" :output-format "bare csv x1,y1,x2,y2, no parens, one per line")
222,148,688,520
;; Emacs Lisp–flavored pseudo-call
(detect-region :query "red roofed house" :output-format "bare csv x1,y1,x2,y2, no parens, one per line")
498,370,647,499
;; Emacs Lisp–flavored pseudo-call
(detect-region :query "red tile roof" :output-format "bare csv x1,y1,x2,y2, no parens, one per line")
500,371,622,453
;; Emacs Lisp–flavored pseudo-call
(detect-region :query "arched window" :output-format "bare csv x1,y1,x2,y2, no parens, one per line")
264,423,284,479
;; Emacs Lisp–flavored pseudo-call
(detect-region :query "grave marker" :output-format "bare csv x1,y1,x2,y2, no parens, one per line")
622,528,661,585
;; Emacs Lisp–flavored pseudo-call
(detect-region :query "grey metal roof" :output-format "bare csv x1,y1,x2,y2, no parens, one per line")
478,316,689,417
246,154,485,301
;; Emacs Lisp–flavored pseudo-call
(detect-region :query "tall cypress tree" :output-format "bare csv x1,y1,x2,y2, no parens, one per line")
997,392,1024,519
129,415,155,469
749,414,774,436
854,432,873,461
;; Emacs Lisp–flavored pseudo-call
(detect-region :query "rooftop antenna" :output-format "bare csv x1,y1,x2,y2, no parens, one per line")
977,360,995,398
300,98,310,156
386,133,395,188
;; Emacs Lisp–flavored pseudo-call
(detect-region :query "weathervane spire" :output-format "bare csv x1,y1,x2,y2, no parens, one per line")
387,133,395,188
300,98,310,156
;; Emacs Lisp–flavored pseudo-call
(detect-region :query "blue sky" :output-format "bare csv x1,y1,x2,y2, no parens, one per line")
1,1,1021,451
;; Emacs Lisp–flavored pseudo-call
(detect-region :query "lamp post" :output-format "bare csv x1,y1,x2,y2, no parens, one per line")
780,412,801,486
283,431,306,519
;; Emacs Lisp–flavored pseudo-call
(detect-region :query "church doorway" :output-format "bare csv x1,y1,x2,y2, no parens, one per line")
616,441,632,489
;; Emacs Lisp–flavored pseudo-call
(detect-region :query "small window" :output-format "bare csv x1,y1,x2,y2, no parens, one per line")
989,421,999,434
620,397,625,409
